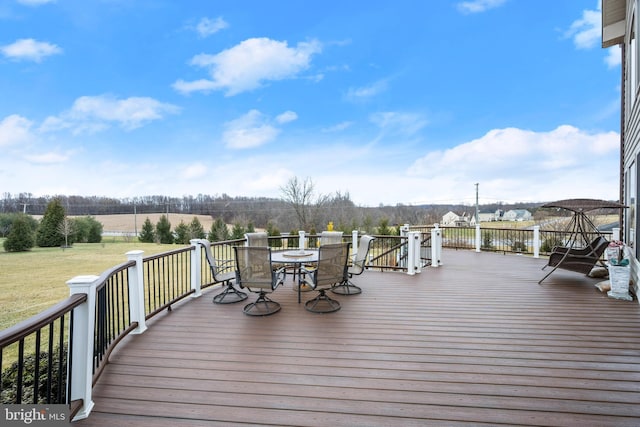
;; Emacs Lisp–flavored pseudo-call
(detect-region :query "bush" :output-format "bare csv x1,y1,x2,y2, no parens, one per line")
230,223,246,240
3,214,35,252
266,222,281,248
138,218,155,243
541,236,563,253
208,218,229,242
156,215,173,244
189,217,206,240
0,213,38,238
72,216,103,243
36,199,66,247
481,231,494,251
174,220,190,244
512,241,527,252
1,347,67,404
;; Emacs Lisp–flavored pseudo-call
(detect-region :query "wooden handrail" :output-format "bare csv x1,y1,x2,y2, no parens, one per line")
0,293,87,348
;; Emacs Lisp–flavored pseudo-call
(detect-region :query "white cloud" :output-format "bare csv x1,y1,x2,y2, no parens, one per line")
322,121,353,133
182,162,208,179
605,45,622,68
457,0,507,14
276,111,298,124
40,95,180,134
223,109,281,149
346,79,388,101
17,0,55,6
370,111,428,136
0,114,34,146
406,125,619,203
172,79,218,94
565,6,601,49
194,17,228,37
25,152,69,164
173,37,322,96
1,38,62,62
566,4,621,68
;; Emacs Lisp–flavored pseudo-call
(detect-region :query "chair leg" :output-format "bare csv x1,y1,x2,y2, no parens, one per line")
213,281,248,304
243,291,281,316
305,289,341,313
331,278,362,295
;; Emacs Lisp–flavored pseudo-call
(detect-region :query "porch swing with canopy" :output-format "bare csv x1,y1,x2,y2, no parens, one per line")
538,198,626,284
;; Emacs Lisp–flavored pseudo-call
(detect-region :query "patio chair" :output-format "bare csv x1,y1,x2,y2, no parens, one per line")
538,236,609,284
198,239,247,304
298,242,350,313
245,232,269,247
332,235,375,295
234,246,286,316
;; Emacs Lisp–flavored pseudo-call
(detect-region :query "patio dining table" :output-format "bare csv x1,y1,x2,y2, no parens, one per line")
271,249,318,303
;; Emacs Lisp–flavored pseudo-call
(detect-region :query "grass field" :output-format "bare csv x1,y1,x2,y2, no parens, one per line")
66,213,216,233
0,239,179,331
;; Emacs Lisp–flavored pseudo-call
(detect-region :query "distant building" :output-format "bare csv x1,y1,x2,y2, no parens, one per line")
470,212,497,225
442,211,470,227
502,209,532,222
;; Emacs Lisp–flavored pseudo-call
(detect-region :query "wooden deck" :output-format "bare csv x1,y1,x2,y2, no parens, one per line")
75,250,640,427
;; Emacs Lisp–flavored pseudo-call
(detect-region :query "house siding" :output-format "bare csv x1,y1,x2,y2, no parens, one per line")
604,0,640,300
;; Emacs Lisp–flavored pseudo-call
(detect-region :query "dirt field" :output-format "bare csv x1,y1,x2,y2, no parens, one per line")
72,213,215,234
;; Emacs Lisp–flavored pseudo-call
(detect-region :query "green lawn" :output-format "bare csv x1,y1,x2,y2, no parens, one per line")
0,239,179,331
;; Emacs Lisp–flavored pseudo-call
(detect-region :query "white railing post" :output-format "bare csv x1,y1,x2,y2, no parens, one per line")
431,224,442,267
67,275,99,421
351,230,359,262
475,225,481,253
126,250,148,334
189,240,202,298
533,226,540,258
612,227,620,241
406,231,417,275
412,231,422,274
400,224,410,268
298,230,306,250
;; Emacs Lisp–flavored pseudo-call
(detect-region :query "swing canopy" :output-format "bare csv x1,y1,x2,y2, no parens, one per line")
540,198,626,213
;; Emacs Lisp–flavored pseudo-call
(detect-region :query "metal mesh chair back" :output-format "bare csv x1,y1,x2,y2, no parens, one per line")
200,239,225,279
245,232,269,247
234,246,275,290
350,235,375,275
315,243,350,287
320,231,343,245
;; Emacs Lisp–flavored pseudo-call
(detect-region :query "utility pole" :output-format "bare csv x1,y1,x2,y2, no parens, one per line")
133,199,138,235
475,183,479,224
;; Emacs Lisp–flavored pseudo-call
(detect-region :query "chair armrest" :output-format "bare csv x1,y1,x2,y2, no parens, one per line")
214,259,236,273
274,266,287,279
298,266,315,275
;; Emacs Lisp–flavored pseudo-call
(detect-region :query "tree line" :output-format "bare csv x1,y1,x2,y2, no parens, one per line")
1,178,546,247
2,199,103,252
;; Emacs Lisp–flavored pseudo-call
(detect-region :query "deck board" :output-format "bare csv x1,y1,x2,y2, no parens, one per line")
75,250,640,426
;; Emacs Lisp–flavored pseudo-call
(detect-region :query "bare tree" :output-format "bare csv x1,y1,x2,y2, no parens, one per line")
57,216,74,248
280,177,331,230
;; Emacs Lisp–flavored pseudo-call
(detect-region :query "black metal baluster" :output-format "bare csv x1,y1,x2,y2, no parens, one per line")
33,329,41,403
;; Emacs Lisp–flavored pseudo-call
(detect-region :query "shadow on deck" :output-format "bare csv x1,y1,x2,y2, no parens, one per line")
75,249,640,427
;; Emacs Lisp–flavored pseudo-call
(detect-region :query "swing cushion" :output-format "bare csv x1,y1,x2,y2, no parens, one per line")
546,236,609,275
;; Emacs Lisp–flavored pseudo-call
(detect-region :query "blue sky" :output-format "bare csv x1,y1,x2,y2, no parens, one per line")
0,0,622,207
